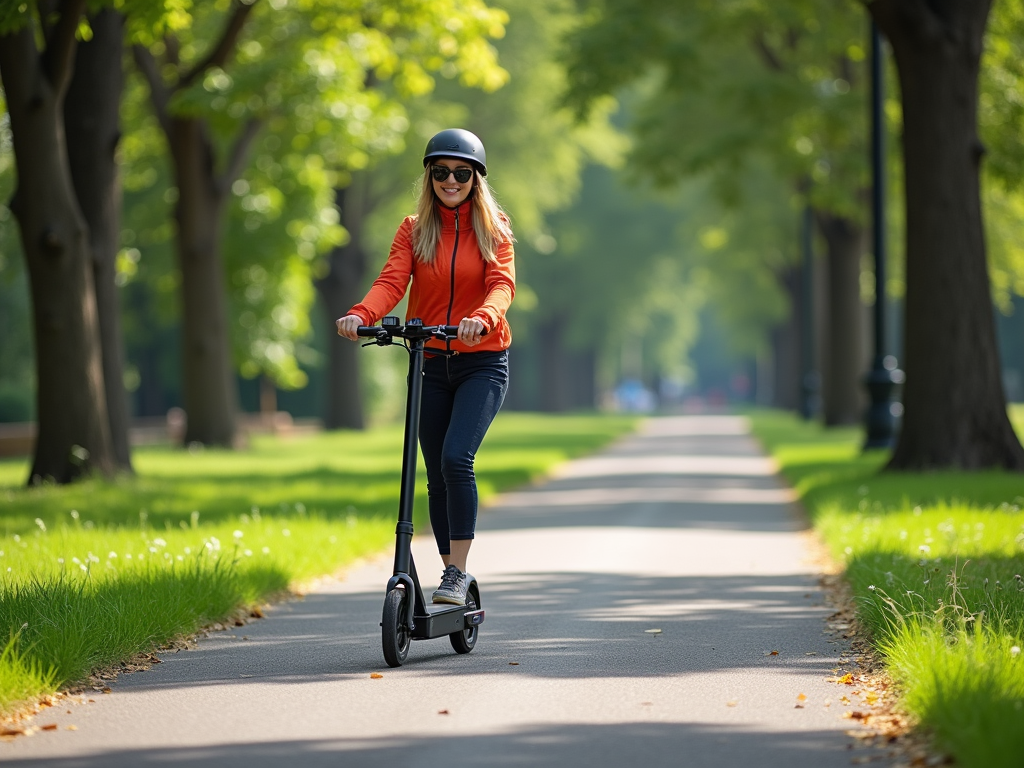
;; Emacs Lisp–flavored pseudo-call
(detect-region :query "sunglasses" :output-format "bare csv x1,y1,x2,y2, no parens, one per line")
431,166,474,183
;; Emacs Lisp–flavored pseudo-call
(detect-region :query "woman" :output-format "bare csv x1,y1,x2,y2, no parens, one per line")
336,129,515,606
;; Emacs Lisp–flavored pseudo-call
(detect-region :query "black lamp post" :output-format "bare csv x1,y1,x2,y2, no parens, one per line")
863,20,903,449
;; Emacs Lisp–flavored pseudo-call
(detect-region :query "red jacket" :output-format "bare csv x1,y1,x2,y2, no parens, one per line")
348,200,515,353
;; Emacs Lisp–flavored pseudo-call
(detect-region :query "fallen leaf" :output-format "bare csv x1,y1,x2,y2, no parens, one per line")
836,673,854,684
864,691,880,705
726,700,738,707
840,695,851,705
370,673,383,679
101,687,112,694
765,650,780,656
508,662,519,666
644,629,662,634
41,724,57,732
66,725,77,731
804,651,817,656
796,693,807,703
438,709,449,715
0,727,26,737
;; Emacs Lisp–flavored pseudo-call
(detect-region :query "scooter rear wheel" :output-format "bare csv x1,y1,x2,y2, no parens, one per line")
382,588,411,667
449,584,480,654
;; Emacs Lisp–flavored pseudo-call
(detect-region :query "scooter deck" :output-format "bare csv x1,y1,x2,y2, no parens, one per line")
411,602,484,640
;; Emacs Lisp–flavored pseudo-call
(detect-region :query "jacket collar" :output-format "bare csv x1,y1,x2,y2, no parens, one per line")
437,199,472,231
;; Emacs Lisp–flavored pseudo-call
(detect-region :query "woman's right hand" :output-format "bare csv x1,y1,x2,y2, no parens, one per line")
335,314,363,341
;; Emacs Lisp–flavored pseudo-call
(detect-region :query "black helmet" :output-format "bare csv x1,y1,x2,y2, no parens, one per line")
423,128,487,176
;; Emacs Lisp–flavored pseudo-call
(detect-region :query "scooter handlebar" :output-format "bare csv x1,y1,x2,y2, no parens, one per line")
356,323,462,339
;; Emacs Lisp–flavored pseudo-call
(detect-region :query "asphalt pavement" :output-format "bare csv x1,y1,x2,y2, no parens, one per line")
1,415,887,767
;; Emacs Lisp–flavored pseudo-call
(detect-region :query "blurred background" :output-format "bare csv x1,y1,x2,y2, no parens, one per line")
2,0,1023,458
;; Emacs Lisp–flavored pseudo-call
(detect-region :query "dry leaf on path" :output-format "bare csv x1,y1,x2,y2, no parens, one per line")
370,673,383,679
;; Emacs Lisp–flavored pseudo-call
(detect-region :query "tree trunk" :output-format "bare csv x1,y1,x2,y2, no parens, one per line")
816,211,867,426
538,314,574,412
565,345,597,410
772,266,802,411
0,13,116,483
872,0,1024,470
64,9,133,471
170,117,238,446
316,182,369,430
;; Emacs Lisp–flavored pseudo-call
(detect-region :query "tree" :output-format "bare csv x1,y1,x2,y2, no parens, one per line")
0,0,116,483
563,0,873,424
869,0,1024,469
131,0,508,446
64,8,133,470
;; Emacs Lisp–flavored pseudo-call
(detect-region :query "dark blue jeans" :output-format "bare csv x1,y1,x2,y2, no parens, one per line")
419,349,508,555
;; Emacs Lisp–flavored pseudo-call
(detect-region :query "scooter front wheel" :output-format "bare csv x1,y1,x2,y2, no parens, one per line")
382,587,411,667
450,584,480,655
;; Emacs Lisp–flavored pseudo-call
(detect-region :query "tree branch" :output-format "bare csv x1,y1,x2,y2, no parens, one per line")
217,118,263,194
179,0,257,90
751,30,786,72
132,44,173,137
41,0,87,95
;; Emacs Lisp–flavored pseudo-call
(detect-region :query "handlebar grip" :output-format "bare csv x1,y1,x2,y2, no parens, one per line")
356,326,383,337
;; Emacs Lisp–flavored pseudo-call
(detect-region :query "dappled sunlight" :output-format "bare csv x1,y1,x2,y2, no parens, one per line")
495,485,796,507
553,455,780,479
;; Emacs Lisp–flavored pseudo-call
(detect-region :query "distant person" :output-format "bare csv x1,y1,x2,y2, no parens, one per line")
335,129,515,606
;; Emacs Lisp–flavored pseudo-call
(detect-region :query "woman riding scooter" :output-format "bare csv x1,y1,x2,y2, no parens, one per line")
336,128,516,606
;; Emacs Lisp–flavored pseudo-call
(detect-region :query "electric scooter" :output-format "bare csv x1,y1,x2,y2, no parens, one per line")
358,316,485,667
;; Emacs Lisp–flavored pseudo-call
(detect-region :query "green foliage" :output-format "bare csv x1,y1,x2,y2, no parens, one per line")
559,0,873,369
981,2,1024,309
123,0,510,389
564,0,870,218
0,411,637,714
750,407,1024,768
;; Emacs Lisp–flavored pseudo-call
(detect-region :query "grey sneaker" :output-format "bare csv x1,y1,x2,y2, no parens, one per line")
432,564,467,605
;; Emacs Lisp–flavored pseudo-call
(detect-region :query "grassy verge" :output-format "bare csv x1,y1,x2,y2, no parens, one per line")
0,412,637,717
750,406,1024,768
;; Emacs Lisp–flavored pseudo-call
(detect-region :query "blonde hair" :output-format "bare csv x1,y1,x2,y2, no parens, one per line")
411,167,515,264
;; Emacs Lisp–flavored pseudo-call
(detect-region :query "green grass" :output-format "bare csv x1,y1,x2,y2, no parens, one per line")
750,406,1024,768
0,412,637,716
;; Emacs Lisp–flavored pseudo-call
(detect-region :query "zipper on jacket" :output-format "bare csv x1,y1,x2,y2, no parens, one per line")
444,205,461,351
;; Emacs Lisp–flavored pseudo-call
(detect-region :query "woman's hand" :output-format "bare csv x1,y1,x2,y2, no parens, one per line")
458,317,487,347
335,315,363,341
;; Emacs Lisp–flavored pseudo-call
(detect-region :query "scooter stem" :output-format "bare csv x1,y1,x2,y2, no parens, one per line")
393,335,426,577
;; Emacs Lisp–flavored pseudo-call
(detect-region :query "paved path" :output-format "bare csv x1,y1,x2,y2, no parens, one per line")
3,416,884,767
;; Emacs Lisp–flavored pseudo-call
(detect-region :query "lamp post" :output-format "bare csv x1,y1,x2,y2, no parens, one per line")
863,20,903,449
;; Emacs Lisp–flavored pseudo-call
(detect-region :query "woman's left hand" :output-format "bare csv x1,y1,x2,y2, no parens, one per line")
458,317,487,346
